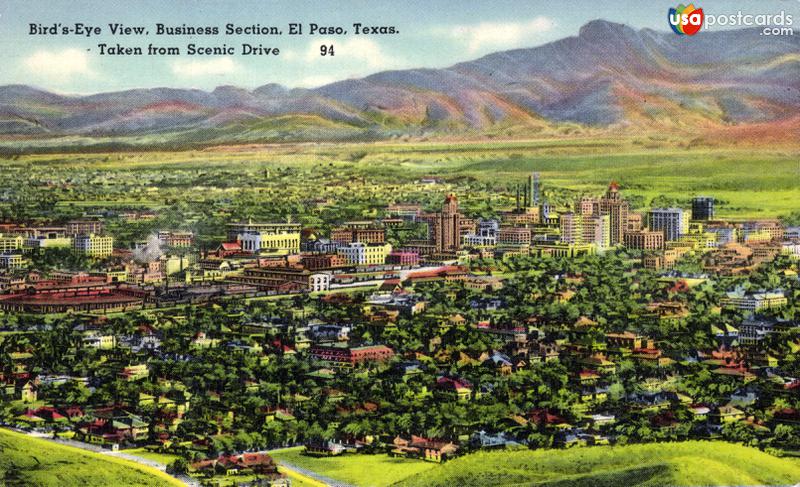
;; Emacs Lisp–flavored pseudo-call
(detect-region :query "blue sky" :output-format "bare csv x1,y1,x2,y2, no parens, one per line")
1,0,797,93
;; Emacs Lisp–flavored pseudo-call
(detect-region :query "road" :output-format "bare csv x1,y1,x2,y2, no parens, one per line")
275,459,352,487
9,428,359,486
7,428,198,486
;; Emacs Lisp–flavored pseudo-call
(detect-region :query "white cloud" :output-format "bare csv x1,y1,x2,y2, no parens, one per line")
24,48,94,78
281,48,299,61
304,37,407,70
437,17,556,54
171,57,241,77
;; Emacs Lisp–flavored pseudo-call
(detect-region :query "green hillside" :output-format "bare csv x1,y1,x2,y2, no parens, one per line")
397,441,800,487
0,428,182,487
269,442,800,487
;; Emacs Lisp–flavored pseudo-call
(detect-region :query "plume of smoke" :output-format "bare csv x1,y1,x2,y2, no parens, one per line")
133,234,164,263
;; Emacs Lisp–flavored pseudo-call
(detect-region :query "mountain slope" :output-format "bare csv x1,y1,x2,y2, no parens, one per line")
0,20,798,144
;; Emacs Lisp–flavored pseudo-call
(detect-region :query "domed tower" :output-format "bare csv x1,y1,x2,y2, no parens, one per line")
599,181,629,246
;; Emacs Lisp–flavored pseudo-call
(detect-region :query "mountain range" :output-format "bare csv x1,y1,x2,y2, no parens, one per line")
1,20,798,145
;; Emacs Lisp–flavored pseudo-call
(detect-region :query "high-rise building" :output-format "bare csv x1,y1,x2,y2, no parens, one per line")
692,197,715,221
624,229,664,250
422,194,466,252
559,213,584,244
649,208,689,242
579,196,599,217
583,214,611,249
598,182,630,246
73,234,114,258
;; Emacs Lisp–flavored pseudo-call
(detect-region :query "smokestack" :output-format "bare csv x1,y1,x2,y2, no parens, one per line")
527,174,533,207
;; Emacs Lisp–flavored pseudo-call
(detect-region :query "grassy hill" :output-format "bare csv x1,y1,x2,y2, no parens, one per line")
271,442,800,487
0,429,183,486
397,441,800,487
269,446,437,487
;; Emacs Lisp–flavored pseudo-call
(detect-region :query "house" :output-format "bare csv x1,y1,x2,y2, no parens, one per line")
738,314,786,345
18,380,37,403
261,407,296,423
729,386,759,406
629,391,680,411
471,430,521,449
308,323,351,342
650,411,680,431
24,406,66,423
436,376,473,401
773,408,800,424
394,361,423,380
191,452,286,482
304,440,346,456
484,351,514,376
588,413,616,427
631,346,673,367
528,409,571,429
390,435,459,462
533,342,560,363
711,404,745,424
309,343,395,367
118,364,149,381
688,405,711,421
554,430,588,448
578,354,616,374
76,410,149,445
577,370,600,385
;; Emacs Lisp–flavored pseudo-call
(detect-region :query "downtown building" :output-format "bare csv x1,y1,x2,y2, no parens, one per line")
579,182,630,246
624,229,665,250
420,194,474,253
648,208,689,242
337,242,393,266
73,234,114,258
461,218,499,248
229,266,331,292
330,222,386,245
559,212,610,249
229,221,302,254
691,197,715,221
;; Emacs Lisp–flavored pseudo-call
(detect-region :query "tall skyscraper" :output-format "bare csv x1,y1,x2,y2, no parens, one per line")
583,214,611,249
579,196,599,217
692,196,715,221
649,208,689,241
598,182,629,246
559,213,584,244
423,194,465,252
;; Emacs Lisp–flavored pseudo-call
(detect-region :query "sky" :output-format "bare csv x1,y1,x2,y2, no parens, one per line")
0,0,797,94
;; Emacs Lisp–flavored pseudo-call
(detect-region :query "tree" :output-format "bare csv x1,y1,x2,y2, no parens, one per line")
168,458,189,475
